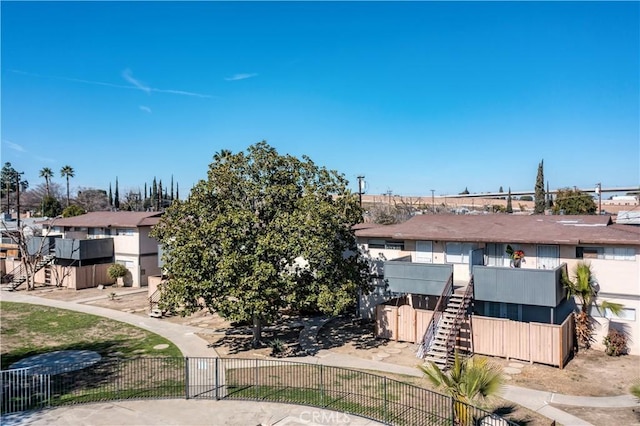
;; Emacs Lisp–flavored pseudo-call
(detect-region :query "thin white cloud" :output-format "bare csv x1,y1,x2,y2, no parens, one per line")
122,69,151,94
35,156,56,163
139,105,152,114
225,73,258,81
3,140,25,152
11,69,212,99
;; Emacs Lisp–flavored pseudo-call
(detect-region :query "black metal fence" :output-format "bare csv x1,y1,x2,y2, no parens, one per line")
1,357,517,426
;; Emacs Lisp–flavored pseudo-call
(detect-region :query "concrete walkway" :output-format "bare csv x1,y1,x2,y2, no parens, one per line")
2,290,639,426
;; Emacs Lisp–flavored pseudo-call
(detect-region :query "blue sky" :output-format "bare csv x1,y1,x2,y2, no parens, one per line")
2,1,638,198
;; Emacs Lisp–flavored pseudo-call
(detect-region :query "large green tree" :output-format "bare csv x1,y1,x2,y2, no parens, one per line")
41,195,63,217
552,188,597,215
60,165,75,207
534,160,545,214
151,142,371,347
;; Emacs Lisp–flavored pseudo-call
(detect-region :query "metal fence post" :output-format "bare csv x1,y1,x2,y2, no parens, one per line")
383,376,388,425
254,358,259,401
184,357,189,399
319,364,324,407
450,395,456,426
214,357,219,400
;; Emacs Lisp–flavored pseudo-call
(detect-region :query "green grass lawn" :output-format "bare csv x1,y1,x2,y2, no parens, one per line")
0,301,182,369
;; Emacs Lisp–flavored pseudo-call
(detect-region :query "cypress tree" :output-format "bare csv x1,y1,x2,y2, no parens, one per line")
114,177,120,209
108,183,113,206
151,177,157,202
171,175,174,200
144,182,148,200
534,160,545,214
176,183,179,201
506,187,513,213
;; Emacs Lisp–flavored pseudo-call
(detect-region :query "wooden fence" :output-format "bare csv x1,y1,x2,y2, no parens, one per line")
376,303,433,344
34,264,113,289
376,303,575,368
471,314,575,368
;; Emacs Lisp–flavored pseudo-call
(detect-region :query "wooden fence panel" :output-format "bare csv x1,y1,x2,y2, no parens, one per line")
416,310,433,344
560,314,575,368
505,321,530,362
397,305,416,342
530,323,559,366
376,305,396,340
471,316,507,357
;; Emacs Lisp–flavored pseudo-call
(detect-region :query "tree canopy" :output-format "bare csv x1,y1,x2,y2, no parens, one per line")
151,142,371,346
552,188,597,215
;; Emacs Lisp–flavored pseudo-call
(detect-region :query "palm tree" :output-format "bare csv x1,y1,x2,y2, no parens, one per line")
420,351,503,425
60,165,75,207
563,261,623,349
39,167,54,196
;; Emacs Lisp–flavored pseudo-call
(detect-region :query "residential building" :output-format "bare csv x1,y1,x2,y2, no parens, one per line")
355,214,640,366
40,211,163,288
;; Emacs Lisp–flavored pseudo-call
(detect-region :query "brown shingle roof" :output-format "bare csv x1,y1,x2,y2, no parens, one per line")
46,212,163,228
355,214,640,246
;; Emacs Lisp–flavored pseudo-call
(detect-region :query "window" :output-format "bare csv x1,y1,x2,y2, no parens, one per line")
116,228,134,236
117,260,134,268
415,240,433,263
537,245,560,269
368,239,404,250
484,302,521,321
576,246,635,261
445,242,477,264
590,306,636,321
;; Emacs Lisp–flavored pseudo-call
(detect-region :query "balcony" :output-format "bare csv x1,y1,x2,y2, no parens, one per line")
383,257,453,295
55,238,114,261
472,263,567,307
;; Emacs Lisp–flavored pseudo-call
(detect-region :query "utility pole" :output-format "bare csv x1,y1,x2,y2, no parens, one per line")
357,176,365,208
430,189,435,214
15,171,24,228
595,183,602,215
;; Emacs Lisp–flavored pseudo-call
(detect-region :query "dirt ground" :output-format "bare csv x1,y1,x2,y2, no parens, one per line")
23,286,640,425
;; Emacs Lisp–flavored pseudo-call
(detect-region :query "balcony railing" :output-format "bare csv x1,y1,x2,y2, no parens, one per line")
472,263,567,307
55,238,114,260
383,259,453,295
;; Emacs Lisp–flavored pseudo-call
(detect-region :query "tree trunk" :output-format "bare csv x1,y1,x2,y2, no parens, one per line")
252,314,263,348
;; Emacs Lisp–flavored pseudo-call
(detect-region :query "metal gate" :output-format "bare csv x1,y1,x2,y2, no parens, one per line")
186,357,220,399
1,367,50,414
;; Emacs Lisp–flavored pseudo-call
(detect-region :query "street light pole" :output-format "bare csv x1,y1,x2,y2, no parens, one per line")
15,171,24,228
357,176,365,209
431,189,435,214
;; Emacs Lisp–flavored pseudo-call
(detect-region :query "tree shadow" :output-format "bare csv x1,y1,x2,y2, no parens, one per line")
207,325,303,355
1,340,125,370
490,404,534,426
317,316,386,351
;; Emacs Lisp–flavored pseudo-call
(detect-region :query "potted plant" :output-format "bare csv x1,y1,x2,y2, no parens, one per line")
107,263,128,287
505,245,525,268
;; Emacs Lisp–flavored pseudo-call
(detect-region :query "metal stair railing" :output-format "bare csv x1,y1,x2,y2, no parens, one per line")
2,254,56,291
2,262,28,290
438,276,474,369
417,273,453,358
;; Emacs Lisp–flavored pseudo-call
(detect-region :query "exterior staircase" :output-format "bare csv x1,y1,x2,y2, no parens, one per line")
2,254,56,291
420,277,474,370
